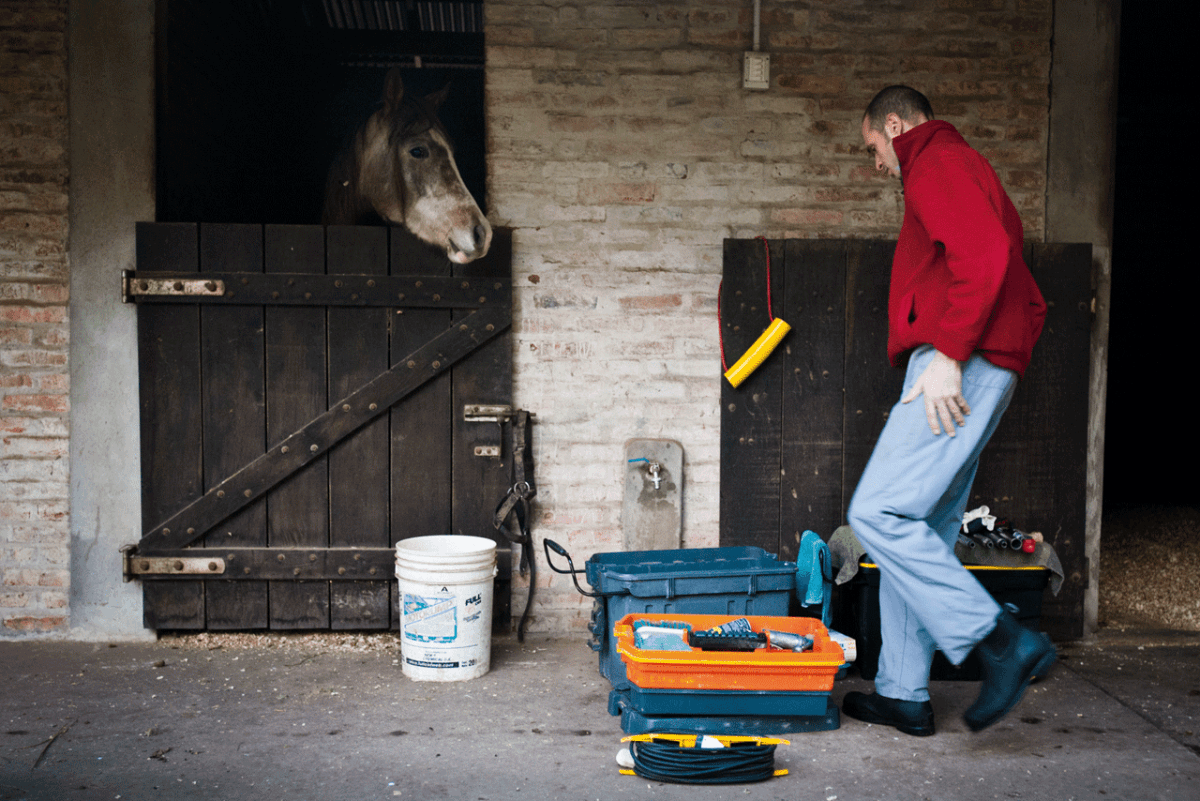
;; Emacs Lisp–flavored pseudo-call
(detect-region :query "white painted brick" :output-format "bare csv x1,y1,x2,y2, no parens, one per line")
735,184,811,205
690,162,767,184
541,161,613,180
0,456,67,482
656,183,734,204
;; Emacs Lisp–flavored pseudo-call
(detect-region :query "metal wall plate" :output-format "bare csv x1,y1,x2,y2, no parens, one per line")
623,439,684,552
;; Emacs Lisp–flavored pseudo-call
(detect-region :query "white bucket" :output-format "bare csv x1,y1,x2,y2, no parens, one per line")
395,535,497,682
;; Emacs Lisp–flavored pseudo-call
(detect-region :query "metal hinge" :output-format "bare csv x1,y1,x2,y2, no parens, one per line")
122,545,225,581
122,270,225,303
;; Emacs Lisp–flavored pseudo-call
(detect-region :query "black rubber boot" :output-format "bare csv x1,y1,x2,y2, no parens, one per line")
843,691,935,736
963,611,1057,732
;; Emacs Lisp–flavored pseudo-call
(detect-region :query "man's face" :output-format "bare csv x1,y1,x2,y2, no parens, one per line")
861,115,900,178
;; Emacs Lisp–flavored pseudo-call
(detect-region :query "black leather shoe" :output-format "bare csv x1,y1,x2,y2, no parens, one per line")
963,611,1057,732
843,691,935,736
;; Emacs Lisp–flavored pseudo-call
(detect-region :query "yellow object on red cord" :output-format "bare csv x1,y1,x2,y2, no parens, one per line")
720,236,790,387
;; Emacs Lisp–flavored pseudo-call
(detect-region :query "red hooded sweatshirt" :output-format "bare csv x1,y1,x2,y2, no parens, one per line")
889,120,1046,377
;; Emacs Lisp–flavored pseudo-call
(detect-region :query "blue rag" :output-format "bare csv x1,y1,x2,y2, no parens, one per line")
797,530,832,626
635,631,692,651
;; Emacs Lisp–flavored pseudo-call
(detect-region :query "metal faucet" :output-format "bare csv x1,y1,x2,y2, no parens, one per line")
647,461,663,490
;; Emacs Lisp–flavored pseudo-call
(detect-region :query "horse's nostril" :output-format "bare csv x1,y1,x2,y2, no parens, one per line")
473,224,487,249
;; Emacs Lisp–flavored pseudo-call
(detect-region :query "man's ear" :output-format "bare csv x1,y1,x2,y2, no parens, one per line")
885,112,903,137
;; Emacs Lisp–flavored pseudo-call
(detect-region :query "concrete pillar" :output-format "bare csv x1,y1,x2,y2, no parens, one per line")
1045,0,1121,639
67,0,156,639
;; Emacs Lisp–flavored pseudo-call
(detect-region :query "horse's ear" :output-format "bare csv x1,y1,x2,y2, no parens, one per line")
424,83,451,112
382,67,405,111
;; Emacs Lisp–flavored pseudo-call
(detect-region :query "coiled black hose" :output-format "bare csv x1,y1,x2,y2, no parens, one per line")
629,739,778,784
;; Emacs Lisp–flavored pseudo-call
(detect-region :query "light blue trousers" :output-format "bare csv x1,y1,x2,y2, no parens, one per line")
847,345,1017,703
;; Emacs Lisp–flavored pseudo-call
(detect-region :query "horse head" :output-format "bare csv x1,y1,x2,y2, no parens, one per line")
325,69,492,264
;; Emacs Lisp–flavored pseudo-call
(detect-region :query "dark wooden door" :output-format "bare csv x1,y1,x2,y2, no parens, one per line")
127,222,514,631
719,239,1091,640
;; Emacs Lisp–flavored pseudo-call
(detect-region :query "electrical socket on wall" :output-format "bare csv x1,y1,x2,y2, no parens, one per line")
743,51,770,90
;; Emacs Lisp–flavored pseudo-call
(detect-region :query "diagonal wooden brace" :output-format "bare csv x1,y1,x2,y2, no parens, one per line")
138,303,511,551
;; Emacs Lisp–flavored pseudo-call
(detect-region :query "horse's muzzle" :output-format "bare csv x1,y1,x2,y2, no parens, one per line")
448,220,492,264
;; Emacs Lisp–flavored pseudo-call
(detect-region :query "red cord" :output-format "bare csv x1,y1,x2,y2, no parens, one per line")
719,237,775,372
718,280,728,372
758,235,775,321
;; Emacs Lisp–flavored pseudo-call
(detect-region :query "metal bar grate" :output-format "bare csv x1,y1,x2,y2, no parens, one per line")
321,0,481,32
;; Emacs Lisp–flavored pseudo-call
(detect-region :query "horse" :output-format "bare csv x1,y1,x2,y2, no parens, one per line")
322,68,492,264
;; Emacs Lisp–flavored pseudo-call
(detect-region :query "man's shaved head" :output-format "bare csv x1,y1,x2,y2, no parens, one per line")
864,85,934,132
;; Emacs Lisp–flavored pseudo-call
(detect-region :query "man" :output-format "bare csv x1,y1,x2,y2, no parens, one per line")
842,85,1055,735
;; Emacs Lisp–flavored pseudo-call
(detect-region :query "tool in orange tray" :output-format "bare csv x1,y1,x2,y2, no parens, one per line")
685,618,815,653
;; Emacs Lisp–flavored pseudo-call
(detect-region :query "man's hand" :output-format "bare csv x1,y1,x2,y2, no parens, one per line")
902,350,970,437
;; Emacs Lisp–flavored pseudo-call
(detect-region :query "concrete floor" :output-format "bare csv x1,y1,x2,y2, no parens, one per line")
1,627,1198,801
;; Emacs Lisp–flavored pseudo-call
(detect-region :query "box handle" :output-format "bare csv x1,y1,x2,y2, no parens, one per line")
543,538,602,597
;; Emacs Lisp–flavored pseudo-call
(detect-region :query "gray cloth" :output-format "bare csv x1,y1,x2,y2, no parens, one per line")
829,525,869,585
829,523,1064,596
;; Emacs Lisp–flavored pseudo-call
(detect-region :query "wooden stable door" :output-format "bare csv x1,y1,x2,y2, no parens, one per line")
719,239,1091,641
128,223,513,631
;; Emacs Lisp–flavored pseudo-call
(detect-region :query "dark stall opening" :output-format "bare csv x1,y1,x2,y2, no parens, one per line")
156,0,486,226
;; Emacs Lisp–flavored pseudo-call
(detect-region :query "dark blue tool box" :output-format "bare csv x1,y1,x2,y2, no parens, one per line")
612,697,841,737
607,611,844,735
609,686,830,718
581,546,797,688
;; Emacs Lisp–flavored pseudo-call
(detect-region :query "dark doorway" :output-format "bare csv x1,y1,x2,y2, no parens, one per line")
1106,3,1190,509
156,0,486,225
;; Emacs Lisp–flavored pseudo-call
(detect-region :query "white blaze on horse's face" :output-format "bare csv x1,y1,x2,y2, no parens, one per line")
397,126,492,264
354,74,491,264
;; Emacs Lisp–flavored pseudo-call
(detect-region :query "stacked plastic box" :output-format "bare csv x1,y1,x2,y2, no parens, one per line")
585,546,797,688
580,546,842,735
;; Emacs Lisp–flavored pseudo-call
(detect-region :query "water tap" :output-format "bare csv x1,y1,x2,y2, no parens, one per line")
628,457,664,490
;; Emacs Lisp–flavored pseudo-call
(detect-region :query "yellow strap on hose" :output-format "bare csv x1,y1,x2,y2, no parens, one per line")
621,733,790,747
724,317,791,388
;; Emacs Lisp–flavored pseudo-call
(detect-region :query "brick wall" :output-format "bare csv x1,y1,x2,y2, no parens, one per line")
0,0,1056,636
0,0,70,635
486,0,1052,632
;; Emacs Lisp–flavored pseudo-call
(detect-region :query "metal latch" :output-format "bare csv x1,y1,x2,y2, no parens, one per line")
123,270,225,303
122,547,225,581
463,405,527,459
463,404,514,423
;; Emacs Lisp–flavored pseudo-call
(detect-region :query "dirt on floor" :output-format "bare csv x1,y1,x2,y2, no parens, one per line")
1098,503,1200,632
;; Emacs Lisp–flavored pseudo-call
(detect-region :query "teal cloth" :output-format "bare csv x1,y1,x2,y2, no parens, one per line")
796,530,832,626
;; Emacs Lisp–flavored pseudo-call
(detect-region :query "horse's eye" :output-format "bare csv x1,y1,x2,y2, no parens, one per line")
409,146,429,159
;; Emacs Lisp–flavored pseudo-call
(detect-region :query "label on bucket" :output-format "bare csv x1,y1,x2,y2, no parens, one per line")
403,591,458,643
405,656,481,669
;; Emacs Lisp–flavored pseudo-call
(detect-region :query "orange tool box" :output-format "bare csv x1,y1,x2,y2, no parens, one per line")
613,613,844,693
